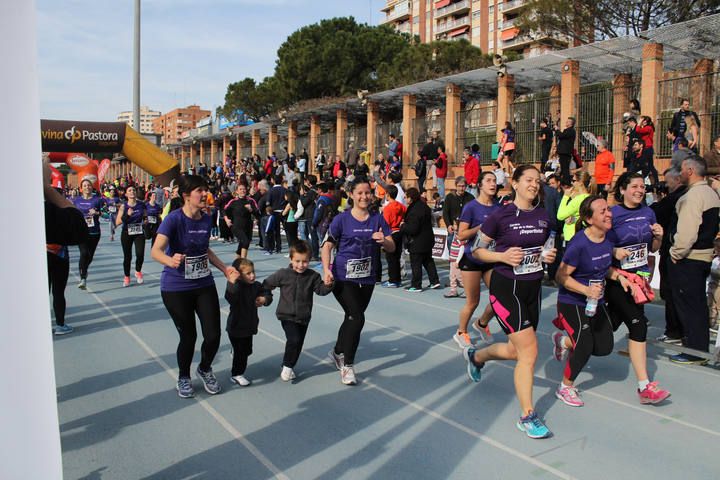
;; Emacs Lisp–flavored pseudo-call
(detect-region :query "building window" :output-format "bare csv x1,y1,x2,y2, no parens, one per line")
414,15,420,24
489,5,494,16
497,19,502,28
489,40,494,49
472,10,481,19
489,23,494,32
472,26,481,38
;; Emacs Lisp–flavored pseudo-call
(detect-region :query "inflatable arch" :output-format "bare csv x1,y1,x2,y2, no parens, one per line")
41,120,180,186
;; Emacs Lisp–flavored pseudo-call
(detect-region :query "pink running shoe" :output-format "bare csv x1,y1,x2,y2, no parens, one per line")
123,276,131,287
638,382,671,404
555,384,584,407
135,271,144,284
552,332,568,362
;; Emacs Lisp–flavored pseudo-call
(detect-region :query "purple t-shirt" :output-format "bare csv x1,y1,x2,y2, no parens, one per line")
607,204,656,274
122,201,146,235
558,230,613,306
157,208,215,292
481,203,551,281
328,210,391,285
145,202,162,225
458,200,500,264
73,195,105,235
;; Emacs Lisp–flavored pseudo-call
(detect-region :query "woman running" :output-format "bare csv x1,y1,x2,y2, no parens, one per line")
105,185,120,241
116,185,146,287
465,165,557,439
74,179,105,289
603,172,670,404
224,184,257,259
499,121,516,173
553,195,628,407
151,175,237,398
453,171,499,348
323,177,395,385
145,191,163,246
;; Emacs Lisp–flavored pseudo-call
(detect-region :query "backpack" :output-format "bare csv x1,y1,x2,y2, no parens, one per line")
414,158,426,177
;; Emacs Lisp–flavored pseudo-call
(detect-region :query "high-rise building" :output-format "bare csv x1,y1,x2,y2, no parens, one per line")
152,105,211,146
381,0,569,57
116,106,162,134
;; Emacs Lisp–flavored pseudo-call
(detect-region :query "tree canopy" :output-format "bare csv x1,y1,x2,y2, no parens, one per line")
221,17,492,122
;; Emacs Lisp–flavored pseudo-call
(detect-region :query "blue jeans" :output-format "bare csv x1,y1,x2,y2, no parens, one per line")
437,177,446,199
297,220,308,242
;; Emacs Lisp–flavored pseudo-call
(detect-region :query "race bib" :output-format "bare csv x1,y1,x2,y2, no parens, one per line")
127,223,143,235
513,246,543,275
185,254,210,280
346,257,371,279
85,216,95,227
108,205,117,213
620,243,648,270
147,215,157,224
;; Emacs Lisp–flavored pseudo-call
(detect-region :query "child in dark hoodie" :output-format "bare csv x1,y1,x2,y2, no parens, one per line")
262,240,333,381
225,258,273,386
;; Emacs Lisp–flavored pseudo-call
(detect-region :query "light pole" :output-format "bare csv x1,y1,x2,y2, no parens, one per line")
133,0,141,133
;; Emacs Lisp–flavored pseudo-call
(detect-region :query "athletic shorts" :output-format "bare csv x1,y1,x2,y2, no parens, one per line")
488,271,541,335
604,280,648,342
458,256,493,273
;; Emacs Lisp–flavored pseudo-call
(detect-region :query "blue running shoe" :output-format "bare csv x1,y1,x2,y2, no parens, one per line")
196,367,221,394
176,377,194,398
516,411,551,439
463,346,483,382
404,287,423,293
381,281,401,288
54,324,74,335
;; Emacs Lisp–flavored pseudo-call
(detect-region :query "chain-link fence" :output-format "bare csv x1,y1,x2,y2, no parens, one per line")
346,125,367,150
456,105,496,165
510,95,558,164
296,135,310,157
318,131,336,160
255,143,268,160
411,112,446,162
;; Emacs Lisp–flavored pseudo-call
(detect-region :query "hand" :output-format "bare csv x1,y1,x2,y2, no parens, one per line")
503,247,524,267
617,275,631,292
228,269,241,284
585,283,603,299
614,248,630,261
255,296,266,307
324,269,334,286
169,253,185,269
711,177,720,191
543,248,557,264
224,217,232,227
224,266,239,281
89,208,97,215
372,227,385,244
651,223,663,238
245,204,252,211
447,225,455,234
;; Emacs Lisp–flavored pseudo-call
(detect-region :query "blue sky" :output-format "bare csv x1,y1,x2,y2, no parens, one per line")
37,0,386,121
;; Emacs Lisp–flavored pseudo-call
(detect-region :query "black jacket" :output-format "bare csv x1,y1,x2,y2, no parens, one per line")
266,185,287,211
45,201,89,246
300,188,317,221
556,127,576,155
262,267,333,324
224,280,273,337
442,191,475,228
401,200,435,254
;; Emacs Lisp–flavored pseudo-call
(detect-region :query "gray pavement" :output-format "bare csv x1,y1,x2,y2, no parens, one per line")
53,224,720,479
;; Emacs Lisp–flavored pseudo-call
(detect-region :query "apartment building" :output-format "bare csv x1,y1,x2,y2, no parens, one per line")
116,106,161,134
381,0,569,57
152,105,211,146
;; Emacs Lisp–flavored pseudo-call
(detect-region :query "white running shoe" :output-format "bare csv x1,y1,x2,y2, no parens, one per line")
231,375,251,387
341,365,357,385
78,279,87,290
328,350,345,370
452,331,473,349
280,366,296,382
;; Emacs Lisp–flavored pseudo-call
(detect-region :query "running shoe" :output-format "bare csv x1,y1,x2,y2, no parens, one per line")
230,375,251,387
453,331,473,349
471,318,494,343
196,367,221,394
428,283,442,289
463,346,484,383
328,350,345,370
135,271,144,285
669,353,708,365
263,251,273,256
78,278,87,290
555,384,584,407
176,377,194,398
552,332,569,362
517,411,551,439
655,334,682,345
280,366,296,382
381,281,401,288
638,382,671,404
123,276,131,287
404,287,423,293
443,290,459,298
340,365,357,385
53,324,74,335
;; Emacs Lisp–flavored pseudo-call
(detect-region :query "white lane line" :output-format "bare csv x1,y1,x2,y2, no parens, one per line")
73,275,289,480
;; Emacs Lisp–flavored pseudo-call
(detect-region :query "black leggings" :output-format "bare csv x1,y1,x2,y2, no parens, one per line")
604,280,648,342
333,281,375,365
48,252,69,326
121,230,145,276
161,285,221,378
409,252,440,288
78,234,100,279
386,231,403,284
281,320,309,368
556,303,614,382
285,222,299,247
229,335,253,376
232,221,253,252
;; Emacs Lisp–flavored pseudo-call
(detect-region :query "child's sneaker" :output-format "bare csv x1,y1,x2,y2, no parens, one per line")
176,377,194,398
555,384,584,407
638,382,670,404
341,365,357,385
230,375,251,387
552,332,569,362
135,271,144,284
280,366,296,382
516,411,552,439
328,350,345,370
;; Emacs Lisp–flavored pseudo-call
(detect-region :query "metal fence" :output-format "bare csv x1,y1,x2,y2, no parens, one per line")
346,125,367,150
296,135,310,157
375,121,403,160
318,131,336,160
510,95,558,164
255,143,268,160
240,146,252,159
456,105,496,165
411,112,446,162
657,71,720,157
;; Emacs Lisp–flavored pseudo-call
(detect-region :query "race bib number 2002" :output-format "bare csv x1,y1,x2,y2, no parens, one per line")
513,246,543,275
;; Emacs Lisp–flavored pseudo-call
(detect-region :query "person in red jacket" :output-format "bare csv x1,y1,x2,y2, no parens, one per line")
635,116,658,184
435,145,449,198
463,147,480,197
381,185,407,288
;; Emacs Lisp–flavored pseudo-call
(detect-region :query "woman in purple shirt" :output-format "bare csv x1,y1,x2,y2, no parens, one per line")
115,186,146,287
151,175,237,398
467,165,557,439
322,178,395,386
73,179,105,290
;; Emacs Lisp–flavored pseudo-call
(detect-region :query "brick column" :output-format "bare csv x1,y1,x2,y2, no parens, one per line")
251,129,260,156
199,141,205,168
235,133,241,158
366,102,379,159
268,125,278,157
336,109,347,160
641,43,663,124
496,74,515,139
560,61,580,129
310,115,320,166
180,146,186,171
445,83,462,164
693,58,714,155
402,94,417,164
189,144,195,167
210,139,217,166
288,121,297,154
549,84,561,127
222,136,229,160
612,74,634,159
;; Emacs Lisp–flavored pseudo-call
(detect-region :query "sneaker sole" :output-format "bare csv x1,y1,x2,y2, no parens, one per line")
466,362,481,383
176,388,194,398
54,329,73,336
555,390,584,407
230,377,251,387
516,422,551,439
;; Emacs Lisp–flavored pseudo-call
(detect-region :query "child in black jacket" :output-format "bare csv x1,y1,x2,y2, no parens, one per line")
262,241,333,381
225,258,273,386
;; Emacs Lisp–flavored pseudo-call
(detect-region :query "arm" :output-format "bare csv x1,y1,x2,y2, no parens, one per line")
207,247,234,280
262,270,282,290
556,263,600,299
373,170,390,189
456,221,481,242
313,273,334,296
472,234,524,266
400,208,421,236
257,285,273,306
670,197,703,260
151,233,184,269
321,240,336,285
115,203,125,226
556,194,578,221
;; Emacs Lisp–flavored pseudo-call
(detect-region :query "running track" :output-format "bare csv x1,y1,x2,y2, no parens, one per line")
54,223,720,479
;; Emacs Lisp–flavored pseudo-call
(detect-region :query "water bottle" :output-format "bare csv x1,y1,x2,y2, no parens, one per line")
541,231,556,262
585,297,598,317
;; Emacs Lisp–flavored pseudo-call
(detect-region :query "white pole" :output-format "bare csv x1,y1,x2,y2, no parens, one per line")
0,1,63,479
133,0,141,132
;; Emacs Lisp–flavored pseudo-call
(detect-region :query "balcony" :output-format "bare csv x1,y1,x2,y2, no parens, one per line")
501,17,518,29
435,0,471,20
435,15,470,35
502,31,569,50
499,0,526,15
380,1,412,24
